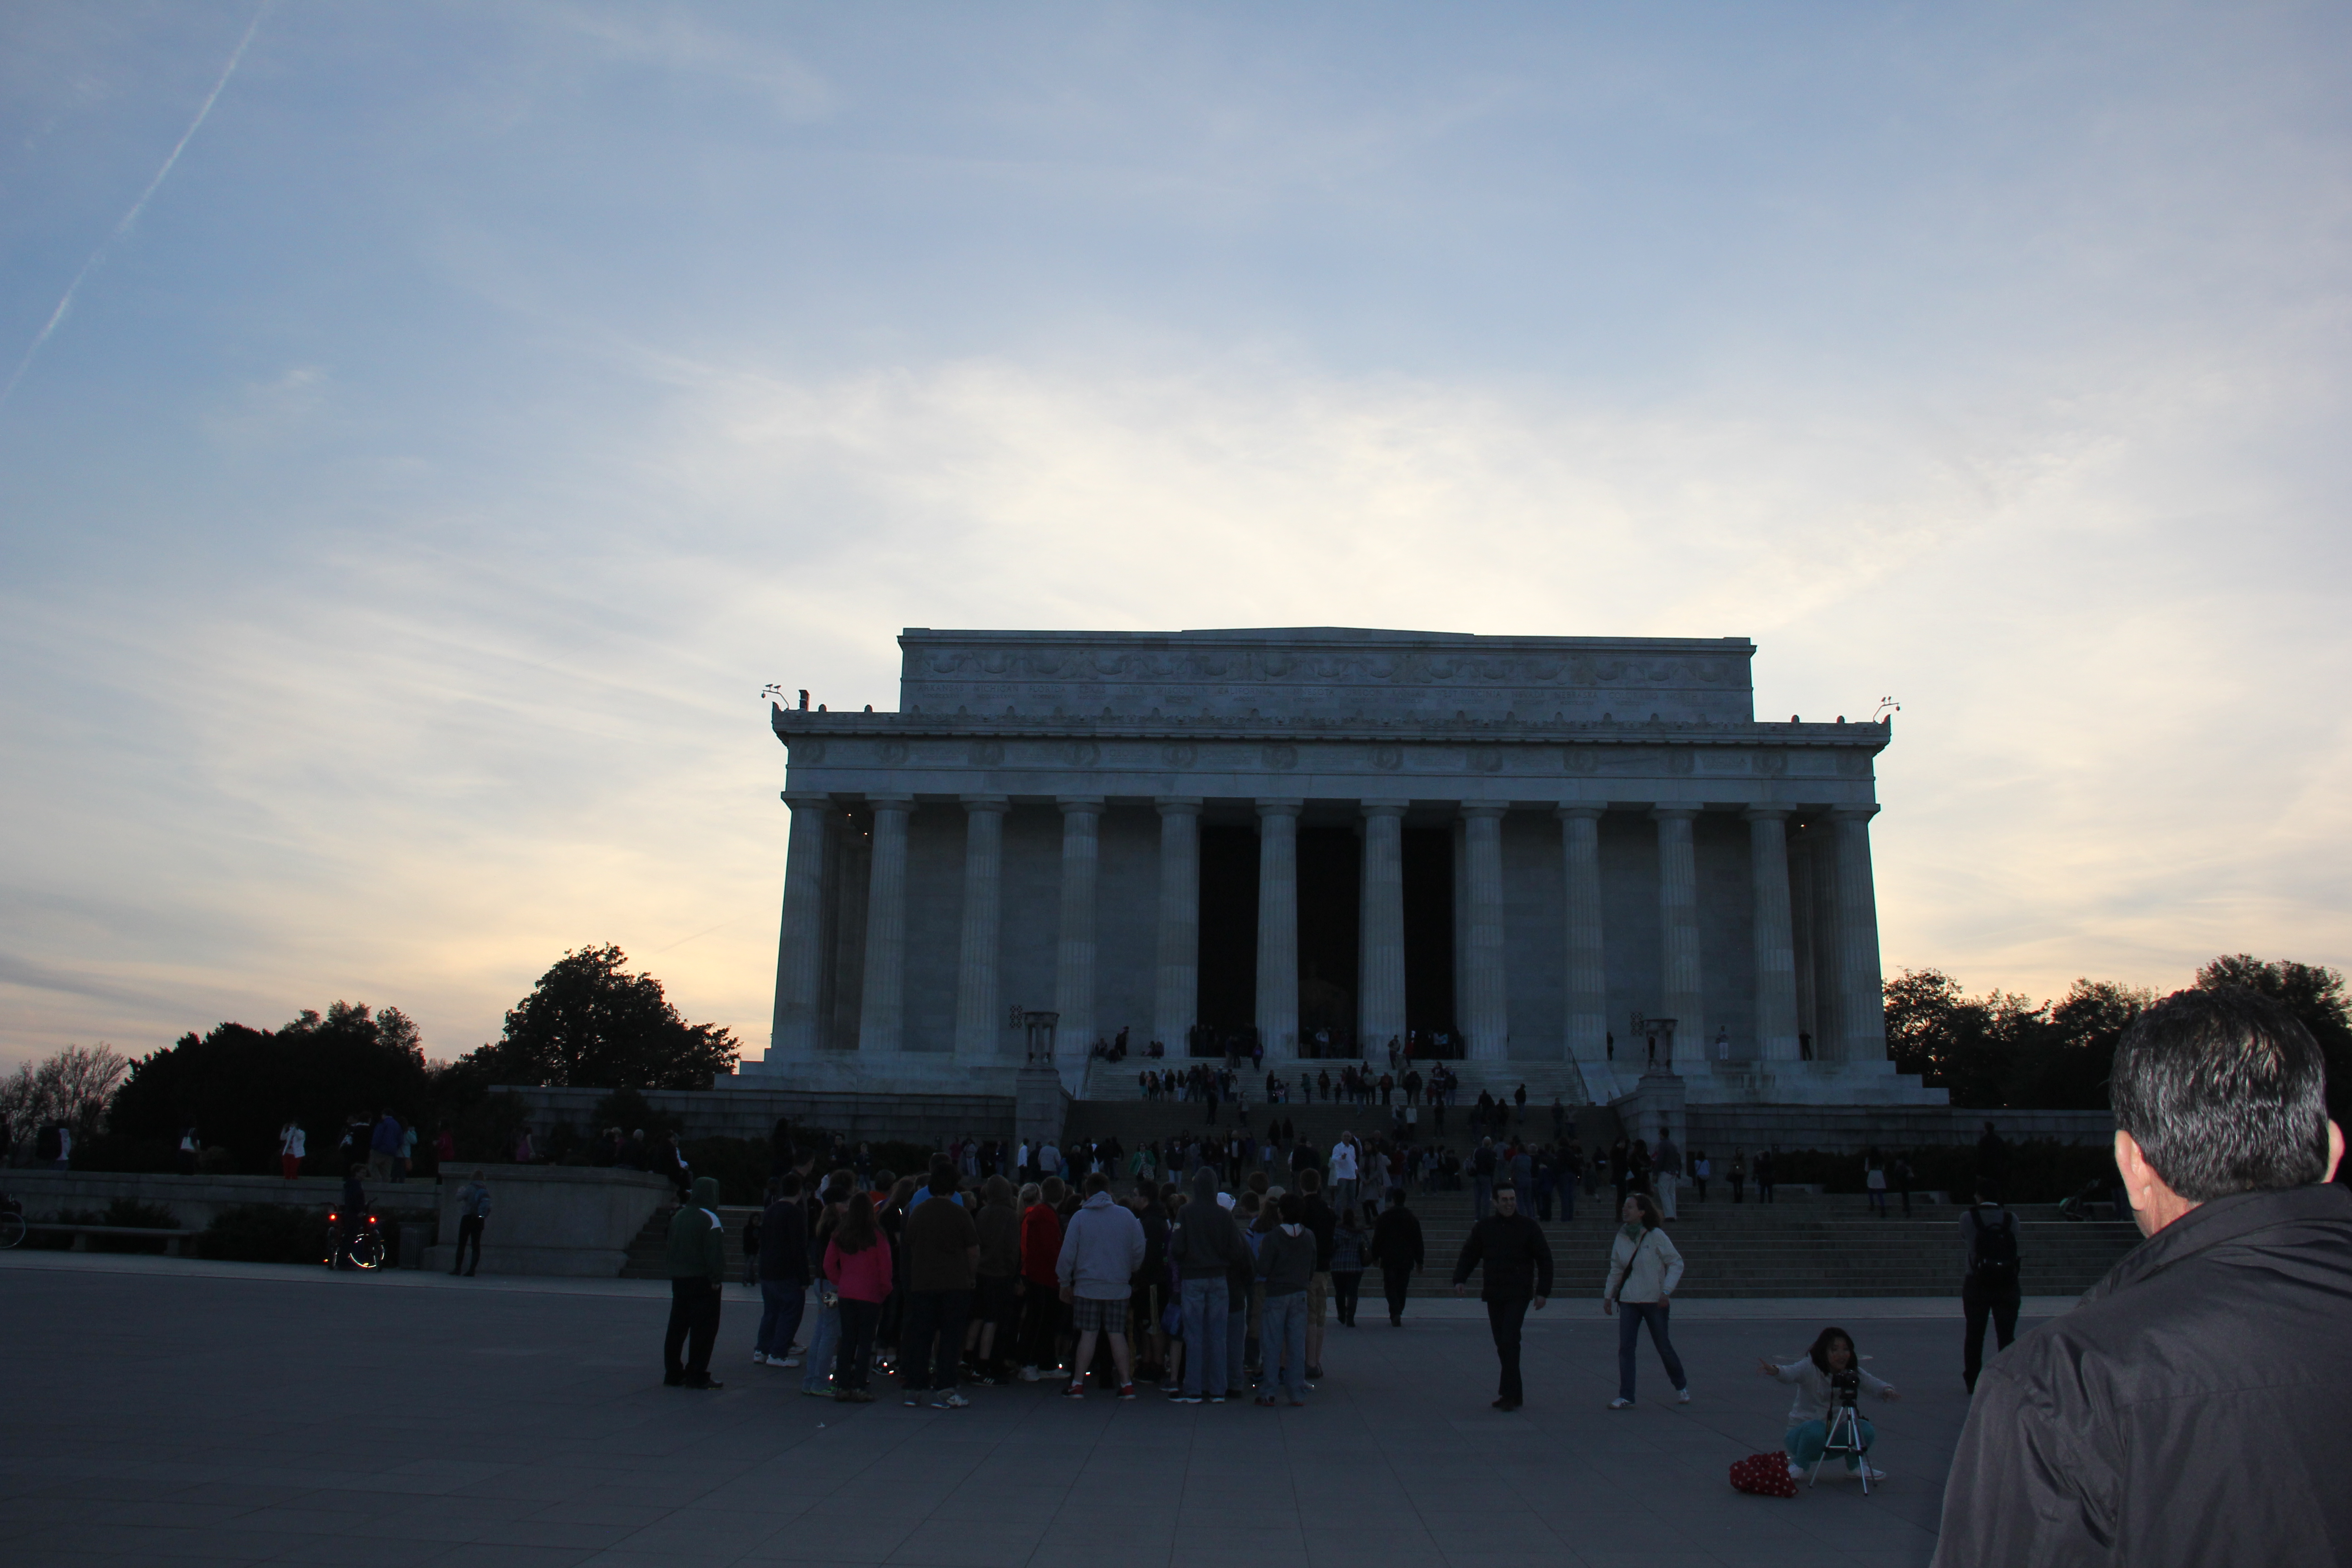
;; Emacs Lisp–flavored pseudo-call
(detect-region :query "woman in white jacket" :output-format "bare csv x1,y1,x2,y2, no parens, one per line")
1601,1193,1688,1409
1757,1326,1899,1480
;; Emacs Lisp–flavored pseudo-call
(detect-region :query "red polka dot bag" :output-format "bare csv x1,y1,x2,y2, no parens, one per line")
1730,1451,1799,1498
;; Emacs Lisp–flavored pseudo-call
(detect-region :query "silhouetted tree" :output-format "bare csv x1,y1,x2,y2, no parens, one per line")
465,945,737,1090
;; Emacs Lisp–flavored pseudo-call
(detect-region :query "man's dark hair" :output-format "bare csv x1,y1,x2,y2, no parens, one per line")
777,1172,801,1198
2111,986,2332,1201
1277,1192,1303,1223
1083,1171,1109,1196
1492,1181,1516,1198
1298,1168,1322,1196
928,1156,958,1193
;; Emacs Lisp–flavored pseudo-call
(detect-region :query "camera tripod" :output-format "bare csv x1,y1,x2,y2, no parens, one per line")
1807,1398,1874,1495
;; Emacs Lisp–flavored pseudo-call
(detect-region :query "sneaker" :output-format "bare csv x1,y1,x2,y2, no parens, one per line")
800,1386,834,1398
1676,1388,1692,1405
1305,1364,1324,1380
932,1392,970,1409
1062,1383,1086,1400
685,1379,724,1391
1169,1393,1202,1404
780,1355,802,1368
1254,1395,1278,1407
1788,1462,1806,1481
1158,1380,1181,1394
753,1351,770,1365
1859,1465,1888,1482
1117,1383,1137,1401
903,1390,925,1407
1017,1365,1042,1382
1607,1397,1635,1410
1209,1395,1226,1404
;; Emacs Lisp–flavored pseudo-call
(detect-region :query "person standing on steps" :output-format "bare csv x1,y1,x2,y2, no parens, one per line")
1370,1191,1425,1326
1451,1182,1553,1411
1471,1137,1498,1221
662,1176,727,1390
1602,1192,1688,1409
1652,1130,1683,1220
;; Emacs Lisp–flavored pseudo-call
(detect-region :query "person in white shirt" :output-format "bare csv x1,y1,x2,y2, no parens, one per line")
279,1122,306,1180
1328,1136,1361,1214
1757,1326,1898,1481
1602,1193,1688,1408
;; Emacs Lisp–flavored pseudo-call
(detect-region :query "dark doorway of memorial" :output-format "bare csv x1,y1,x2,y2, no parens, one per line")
1194,822,1259,1054
1297,826,1362,1058
1401,825,1458,1054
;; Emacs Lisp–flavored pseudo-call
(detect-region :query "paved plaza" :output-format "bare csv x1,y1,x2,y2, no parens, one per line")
1,1254,2056,1568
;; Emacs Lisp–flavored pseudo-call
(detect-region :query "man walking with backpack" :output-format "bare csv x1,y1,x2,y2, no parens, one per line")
1958,1185,2021,1393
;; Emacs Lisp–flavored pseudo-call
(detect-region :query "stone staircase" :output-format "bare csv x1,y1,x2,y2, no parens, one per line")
1063,1096,1622,1153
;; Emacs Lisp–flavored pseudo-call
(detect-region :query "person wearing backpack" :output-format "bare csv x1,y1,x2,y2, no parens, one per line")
1959,1186,2021,1393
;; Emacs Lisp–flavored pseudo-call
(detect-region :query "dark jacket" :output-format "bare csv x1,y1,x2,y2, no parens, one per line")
1300,1195,1337,1270
902,1186,979,1293
1167,1167,1247,1279
1933,1183,2352,1568
1369,1203,1425,1274
1451,1211,1554,1302
756,1196,808,1283
1256,1223,1317,1297
666,1177,727,1283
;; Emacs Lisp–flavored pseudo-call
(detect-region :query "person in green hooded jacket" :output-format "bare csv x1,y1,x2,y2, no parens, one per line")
664,1176,728,1389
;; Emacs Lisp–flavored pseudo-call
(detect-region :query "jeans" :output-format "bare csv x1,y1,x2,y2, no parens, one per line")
1559,1182,1575,1222
1227,1301,1247,1391
1787,1416,1875,1470
1471,1175,1493,1222
451,1215,484,1274
800,1298,840,1392
1333,1178,1358,1214
1330,1270,1362,1326
1615,1300,1686,1401
900,1289,970,1393
756,1279,806,1360
1179,1277,1229,1398
1382,1266,1412,1323
1961,1280,2022,1392
663,1278,721,1384
836,1297,881,1390
1486,1297,1529,1402
1262,1290,1308,1400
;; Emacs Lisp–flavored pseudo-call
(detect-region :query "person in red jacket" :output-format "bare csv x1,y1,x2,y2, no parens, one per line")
1015,1178,1067,1381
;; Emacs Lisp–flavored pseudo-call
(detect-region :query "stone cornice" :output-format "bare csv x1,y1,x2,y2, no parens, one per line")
769,703,1889,753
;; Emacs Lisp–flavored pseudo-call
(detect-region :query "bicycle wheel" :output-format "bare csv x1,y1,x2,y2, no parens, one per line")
351,1231,387,1270
0,1211,24,1249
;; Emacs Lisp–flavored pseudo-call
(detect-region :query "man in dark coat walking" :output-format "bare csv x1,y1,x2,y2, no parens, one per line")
1450,1181,1553,1411
1934,987,2351,1567
1369,1191,1426,1326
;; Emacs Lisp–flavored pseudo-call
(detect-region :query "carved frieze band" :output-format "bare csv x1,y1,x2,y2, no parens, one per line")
779,734,1869,780
912,646,1744,686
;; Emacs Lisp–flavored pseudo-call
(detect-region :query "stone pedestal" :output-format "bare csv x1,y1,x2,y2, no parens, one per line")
1015,1064,1070,1153
1612,1067,1690,1156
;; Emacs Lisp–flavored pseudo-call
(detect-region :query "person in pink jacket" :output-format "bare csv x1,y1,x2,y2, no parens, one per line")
823,1193,893,1401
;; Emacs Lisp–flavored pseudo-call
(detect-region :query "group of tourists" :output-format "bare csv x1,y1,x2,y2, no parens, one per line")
270,1109,446,1182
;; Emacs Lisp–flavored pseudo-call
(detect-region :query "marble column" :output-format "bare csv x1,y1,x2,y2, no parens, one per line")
1556,806,1608,1064
1831,805,1888,1061
1651,806,1707,1068
1153,798,1203,1054
1254,801,1302,1059
1808,823,1846,1059
1789,828,1818,1054
1054,798,1103,1068
1745,807,1802,1061
951,796,1009,1064
856,796,914,1056
769,792,833,1060
1358,802,1409,1050
1461,804,1510,1062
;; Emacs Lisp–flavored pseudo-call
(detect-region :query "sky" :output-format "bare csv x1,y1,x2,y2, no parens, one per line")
3,1,2349,1073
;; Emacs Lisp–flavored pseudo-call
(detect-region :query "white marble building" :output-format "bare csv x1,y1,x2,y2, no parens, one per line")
742,627,1944,1107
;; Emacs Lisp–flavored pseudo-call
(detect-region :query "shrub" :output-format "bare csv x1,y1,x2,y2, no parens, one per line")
198,1203,330,1264
88,1197,179,1253
1750,1141,2119,1203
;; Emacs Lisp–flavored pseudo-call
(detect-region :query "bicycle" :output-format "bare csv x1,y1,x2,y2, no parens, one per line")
0,1194,24,1250
325,1208,386,1270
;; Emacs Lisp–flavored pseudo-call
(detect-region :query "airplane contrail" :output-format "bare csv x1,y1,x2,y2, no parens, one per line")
0,1,273,411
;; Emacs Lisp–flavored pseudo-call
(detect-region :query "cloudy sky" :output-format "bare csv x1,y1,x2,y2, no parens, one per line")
4,1,2348,1073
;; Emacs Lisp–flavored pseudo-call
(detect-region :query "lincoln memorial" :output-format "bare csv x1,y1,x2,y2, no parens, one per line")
740,627,1945,1107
